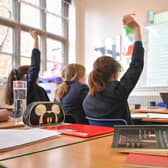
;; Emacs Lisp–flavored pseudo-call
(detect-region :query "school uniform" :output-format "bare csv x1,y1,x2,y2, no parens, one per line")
27,48,49,105
83,41,144,124
59,82,89,124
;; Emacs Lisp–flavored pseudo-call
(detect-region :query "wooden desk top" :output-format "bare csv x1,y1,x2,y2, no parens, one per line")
0,121,113,161
0,136,127,168
0,120,24,129
141,118,168,123
132,108,168,123
133,108,168,114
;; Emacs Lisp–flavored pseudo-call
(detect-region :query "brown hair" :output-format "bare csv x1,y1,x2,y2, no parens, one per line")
55,64,85,102
5,65,29,105
88,56,121,96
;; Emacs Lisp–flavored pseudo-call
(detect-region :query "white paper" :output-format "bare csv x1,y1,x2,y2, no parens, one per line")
147,113,168,119
131,113,149,119
131,113,168,119
0,129,60,151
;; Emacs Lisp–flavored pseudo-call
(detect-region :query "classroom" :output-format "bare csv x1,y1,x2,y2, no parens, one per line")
0,0,168,168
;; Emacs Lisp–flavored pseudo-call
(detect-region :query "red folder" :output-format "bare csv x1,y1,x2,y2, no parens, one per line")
42,124,114,138
124,153,168,168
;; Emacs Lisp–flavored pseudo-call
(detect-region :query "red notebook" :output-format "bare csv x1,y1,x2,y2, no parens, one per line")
124,153,168,168
42,124,114,138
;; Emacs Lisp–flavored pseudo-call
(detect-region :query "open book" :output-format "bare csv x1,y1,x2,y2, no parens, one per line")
0,129,60,152
112,125,168,156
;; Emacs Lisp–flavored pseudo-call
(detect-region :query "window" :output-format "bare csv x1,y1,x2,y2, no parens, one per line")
146,22,168,87
0,0,70,78
0,25,13,77
20,0,40,29
46,1,64,36
0,0,12,20
136,11,168,88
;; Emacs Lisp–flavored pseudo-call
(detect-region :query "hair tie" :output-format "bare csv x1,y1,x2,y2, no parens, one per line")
64,81,70,85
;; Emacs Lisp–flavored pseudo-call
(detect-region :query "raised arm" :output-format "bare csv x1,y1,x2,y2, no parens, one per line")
27,30,40,85
120,15,144,97
30,30,39,49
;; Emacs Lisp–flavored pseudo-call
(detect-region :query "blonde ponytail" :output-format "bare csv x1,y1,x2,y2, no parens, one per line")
55,81,69,102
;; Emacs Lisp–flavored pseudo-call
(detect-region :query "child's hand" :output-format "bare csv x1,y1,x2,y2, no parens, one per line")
30,30,39,40
122,15,139,30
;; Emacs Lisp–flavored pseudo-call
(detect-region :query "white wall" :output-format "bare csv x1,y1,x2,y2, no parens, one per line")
74,0,168,69
73,0,168,100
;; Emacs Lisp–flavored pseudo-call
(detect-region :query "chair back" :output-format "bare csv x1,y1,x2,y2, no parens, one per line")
86,117,128,127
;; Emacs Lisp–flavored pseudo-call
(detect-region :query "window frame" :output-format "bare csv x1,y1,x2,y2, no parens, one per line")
0,0,70,77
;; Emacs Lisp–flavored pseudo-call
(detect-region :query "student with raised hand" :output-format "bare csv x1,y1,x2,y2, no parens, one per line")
83,15,144,124
5,30,49,106
55,64,89,124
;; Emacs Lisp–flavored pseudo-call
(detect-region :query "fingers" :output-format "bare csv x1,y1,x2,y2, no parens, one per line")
29,29,39,39
123,14,139,30
123,15,135,25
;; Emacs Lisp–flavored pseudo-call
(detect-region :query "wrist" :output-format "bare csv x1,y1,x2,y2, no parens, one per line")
133,25,140,31
35,37,39,41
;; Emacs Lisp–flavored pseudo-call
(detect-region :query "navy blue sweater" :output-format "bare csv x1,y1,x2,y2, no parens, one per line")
83,41,144,124
27,48,49,105
60,82,89,124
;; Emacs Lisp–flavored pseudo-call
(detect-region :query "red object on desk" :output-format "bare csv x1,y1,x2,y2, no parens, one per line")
124,153,168,168
42,124,114,138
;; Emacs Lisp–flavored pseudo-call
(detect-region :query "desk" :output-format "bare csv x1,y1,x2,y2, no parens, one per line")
133,108,168,114
132,108,168,123
0,121,113,161
0,136,127,168
0,120,24,129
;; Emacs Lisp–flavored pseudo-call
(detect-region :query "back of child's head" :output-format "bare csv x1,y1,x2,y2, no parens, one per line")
62,64,85,82
5,65,29,105
56,63,85,102
89,56,121,96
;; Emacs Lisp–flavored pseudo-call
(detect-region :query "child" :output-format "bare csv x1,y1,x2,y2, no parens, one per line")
83,15,144,124
55,64,89,124
5,31,49,106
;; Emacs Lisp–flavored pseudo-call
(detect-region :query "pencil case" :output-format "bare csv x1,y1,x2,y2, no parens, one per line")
23,102,65,126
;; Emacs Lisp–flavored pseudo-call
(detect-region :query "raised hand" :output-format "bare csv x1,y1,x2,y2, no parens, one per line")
30,30,39,40
30,30,39,49
123,15,141,41
122,15,139,30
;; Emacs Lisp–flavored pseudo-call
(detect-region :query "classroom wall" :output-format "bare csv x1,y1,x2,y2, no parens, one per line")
74,0,168,68
73,0,168,105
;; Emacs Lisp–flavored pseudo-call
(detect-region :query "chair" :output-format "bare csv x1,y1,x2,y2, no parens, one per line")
86,116,128,127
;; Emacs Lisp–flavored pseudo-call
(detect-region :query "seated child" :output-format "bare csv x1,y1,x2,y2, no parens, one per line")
83,15,144,125
55,64,89,124
5,30,49,106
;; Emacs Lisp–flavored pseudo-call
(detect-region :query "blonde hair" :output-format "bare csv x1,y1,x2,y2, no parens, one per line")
55,64,85,102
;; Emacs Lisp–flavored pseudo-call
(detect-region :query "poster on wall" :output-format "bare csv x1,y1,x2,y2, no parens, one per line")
93,36,121,61
122,24,134,56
